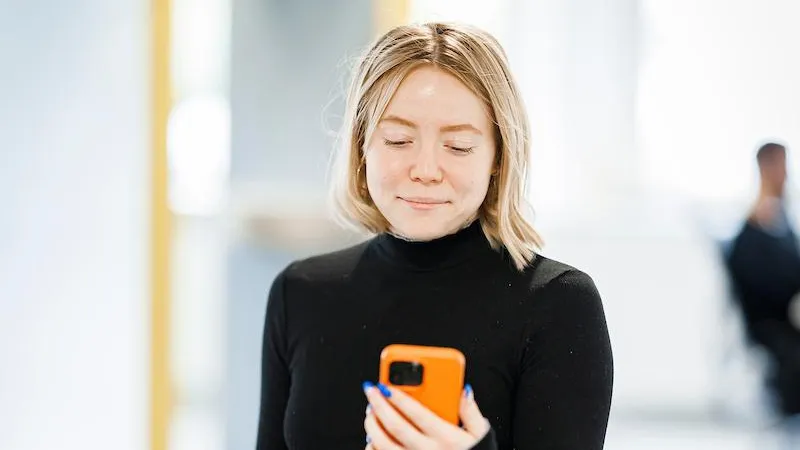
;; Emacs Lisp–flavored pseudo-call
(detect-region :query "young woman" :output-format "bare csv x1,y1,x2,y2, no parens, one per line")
257,22,613,450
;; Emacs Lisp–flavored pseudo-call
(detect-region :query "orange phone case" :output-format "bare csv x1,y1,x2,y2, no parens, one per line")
379,344,466,425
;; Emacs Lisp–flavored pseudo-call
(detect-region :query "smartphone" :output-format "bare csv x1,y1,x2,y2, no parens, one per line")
379,344,466,425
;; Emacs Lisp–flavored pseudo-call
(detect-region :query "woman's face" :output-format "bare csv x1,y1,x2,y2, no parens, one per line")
365,66,497,241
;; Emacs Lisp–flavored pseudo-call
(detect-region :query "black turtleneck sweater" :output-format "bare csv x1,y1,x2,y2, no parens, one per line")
256,221,613,449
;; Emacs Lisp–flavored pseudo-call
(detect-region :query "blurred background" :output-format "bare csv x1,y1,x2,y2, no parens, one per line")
2,0,800,449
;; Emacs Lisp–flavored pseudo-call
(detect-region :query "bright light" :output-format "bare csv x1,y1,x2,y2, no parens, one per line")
167,94,231,215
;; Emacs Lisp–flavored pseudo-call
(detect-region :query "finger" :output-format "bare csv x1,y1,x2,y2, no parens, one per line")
365,411,401,450
459,384,490,438
383,384,462,437
364,382,429,448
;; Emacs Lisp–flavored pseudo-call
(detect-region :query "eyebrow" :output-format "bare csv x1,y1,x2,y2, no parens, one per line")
380,115,483,135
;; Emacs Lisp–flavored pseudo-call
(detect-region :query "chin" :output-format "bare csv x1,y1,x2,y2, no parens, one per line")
392,219,454,241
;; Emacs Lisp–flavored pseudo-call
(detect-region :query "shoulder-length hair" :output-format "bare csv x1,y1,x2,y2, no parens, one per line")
329,22,543,270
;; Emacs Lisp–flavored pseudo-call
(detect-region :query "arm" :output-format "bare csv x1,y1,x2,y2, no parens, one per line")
514,270,614,449
255,267,292,450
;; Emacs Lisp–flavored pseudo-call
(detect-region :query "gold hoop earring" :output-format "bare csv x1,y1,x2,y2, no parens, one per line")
356,163,369,197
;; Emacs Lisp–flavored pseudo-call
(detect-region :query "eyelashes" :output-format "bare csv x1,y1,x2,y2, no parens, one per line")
448,145,475,154
383,139,411,147
382,139,475,154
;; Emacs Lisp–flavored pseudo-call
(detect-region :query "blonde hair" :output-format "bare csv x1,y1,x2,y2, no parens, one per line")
329,22,543,270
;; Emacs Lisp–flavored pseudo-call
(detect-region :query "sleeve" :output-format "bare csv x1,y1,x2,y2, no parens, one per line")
513,270,614,449
470,427,498,450
255,266,293,450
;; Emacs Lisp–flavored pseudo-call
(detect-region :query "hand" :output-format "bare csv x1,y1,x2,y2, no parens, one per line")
362,382,490,450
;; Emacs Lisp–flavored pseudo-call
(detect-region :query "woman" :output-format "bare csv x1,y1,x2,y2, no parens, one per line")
257,22,613,450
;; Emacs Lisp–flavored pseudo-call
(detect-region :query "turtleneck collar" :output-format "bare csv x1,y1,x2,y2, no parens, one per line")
371,220,496,271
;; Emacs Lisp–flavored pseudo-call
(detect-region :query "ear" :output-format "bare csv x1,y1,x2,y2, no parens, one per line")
491,149,501,176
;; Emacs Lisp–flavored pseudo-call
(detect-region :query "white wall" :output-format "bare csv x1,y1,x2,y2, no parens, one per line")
0,2,150,449
639,0,800,202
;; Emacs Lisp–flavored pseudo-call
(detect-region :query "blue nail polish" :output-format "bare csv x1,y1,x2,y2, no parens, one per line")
362,381,374,392
464,384,473,397
377,383,392,397
366,435,371,444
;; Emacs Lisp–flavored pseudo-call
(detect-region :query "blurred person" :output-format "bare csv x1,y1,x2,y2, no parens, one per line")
256,22,613,450
727,142,800,417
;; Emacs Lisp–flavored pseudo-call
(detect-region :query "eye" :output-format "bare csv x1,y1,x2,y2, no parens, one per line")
448,145,475,154
383,138,412,147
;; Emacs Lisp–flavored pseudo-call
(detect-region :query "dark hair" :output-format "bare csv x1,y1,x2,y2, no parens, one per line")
756,142,786,167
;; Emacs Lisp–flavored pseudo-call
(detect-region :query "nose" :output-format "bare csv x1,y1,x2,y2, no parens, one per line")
409,143,442,184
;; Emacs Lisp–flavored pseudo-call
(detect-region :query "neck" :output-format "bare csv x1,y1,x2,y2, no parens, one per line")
759,185,783,201
388,217,478,243
373,219,496,271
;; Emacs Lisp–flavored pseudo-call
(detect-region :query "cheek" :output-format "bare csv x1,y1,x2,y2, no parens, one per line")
366,150,405,194
472,176,493,200
453,165,493,200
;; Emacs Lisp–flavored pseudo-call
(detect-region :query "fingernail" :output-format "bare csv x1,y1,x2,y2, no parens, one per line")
464,384,473,398
366,435,371,444
377,383,392,397
362,381,374,393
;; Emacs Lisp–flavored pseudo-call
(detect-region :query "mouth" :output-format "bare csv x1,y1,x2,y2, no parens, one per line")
399,197,449,210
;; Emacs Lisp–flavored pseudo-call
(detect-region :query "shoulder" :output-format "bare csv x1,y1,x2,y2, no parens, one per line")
517,255,612,366
263,241,374,331
270,239,373,291
517,254,604,316
523,254,596,292
265,240,373,319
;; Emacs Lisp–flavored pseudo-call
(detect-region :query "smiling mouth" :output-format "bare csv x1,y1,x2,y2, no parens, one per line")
399,197,449,209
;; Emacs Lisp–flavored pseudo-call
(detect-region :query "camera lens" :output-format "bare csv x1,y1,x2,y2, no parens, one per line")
388,361,424,386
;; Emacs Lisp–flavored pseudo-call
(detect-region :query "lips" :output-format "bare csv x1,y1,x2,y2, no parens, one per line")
398,196,449,210
400,196,447,205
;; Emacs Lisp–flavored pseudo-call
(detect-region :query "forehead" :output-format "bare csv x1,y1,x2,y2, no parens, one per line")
381,66,491,128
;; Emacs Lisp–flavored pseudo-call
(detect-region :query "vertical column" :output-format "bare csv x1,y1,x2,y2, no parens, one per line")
150,0,173,449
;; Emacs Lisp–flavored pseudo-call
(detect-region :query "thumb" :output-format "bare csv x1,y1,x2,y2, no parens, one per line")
459,384,490,438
